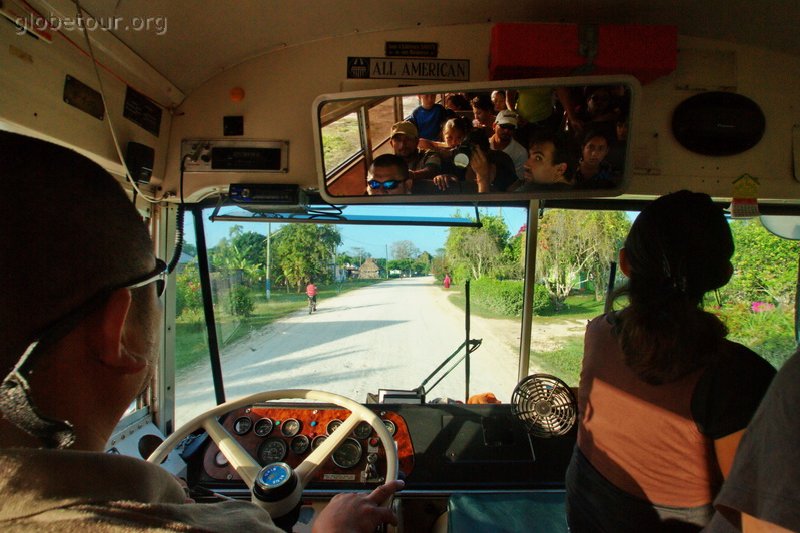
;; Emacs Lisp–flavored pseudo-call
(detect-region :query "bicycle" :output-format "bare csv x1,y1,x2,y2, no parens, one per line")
308,295,317,314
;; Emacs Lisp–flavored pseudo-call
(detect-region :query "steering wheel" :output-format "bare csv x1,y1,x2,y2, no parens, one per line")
147,389,398,517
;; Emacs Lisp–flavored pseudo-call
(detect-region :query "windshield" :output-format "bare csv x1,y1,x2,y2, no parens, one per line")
173,205,798,426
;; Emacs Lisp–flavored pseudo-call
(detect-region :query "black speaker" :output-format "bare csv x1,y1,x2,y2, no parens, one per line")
125,141,155,183
671,92,765,156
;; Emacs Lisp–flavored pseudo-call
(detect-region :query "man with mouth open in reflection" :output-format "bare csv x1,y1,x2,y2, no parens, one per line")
512,131,575,191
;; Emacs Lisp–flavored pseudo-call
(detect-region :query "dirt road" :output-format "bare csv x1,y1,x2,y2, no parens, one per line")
175,277,586,425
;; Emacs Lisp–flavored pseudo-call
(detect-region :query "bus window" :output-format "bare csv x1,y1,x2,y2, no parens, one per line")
367,98,395,151
174,205,529,425
529,209,799,387
322,111,362,176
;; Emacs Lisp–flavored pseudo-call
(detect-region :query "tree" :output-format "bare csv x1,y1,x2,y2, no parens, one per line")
536,209,630,308
209,226,266,287
391,240,420,260
723,219,799,305
444,213,510,281
273,225,341,291
388,258,414,276
583,211,631,300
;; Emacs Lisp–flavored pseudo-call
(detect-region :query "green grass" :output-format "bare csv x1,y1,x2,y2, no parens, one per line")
444,287,604,385
532,337,584,385
536,293,605,319
175,279,383,375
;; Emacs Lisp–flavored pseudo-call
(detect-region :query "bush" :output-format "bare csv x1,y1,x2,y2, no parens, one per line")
718,302,796,368
467,279,554,317
176,263,203,316
470,278,524,316
533,284,553,313
229,286,254,317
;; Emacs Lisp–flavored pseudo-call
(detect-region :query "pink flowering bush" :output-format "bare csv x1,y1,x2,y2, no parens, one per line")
750,301,776,313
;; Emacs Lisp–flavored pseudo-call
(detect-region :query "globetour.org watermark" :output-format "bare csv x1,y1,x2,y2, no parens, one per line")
15,13,168,36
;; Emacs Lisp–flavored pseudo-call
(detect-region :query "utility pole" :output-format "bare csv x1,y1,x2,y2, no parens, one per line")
385,244,389,279
265,222,271,301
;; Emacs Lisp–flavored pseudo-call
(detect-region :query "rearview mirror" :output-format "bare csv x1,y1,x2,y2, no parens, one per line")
314,75,639,204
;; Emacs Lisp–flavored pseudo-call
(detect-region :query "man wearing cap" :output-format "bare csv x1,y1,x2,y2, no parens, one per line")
389,121,442,190
489,110,528,181
0,131,404,532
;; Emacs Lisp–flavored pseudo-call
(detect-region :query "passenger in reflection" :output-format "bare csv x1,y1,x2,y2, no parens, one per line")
418,116,467,153
430,127,517,193
574,129,615,188
511,131,575,191
470,94,496,138
562,85,627,142
491,90,508,112
388,121,442,189
565,191,776,532
489,110,528,180
444,92,470,113
366,154,412,195
406,94,450,142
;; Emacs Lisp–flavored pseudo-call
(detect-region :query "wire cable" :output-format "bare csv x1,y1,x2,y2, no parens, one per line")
74,1,164,204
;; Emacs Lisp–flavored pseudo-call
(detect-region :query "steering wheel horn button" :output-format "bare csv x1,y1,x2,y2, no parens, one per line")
254,462,296,500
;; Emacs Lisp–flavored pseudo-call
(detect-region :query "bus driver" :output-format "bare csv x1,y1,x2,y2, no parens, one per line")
0,131,403,532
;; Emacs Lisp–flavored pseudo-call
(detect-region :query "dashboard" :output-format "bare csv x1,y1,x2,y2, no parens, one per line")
201,403,414,485
189,402,576,495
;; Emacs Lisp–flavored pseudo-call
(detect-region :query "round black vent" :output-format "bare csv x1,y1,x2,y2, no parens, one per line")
671,92,765,156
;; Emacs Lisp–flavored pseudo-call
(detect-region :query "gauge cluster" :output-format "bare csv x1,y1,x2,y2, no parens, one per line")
202,404,413,486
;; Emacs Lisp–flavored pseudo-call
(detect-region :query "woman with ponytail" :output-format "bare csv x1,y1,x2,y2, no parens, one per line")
565,191,776,532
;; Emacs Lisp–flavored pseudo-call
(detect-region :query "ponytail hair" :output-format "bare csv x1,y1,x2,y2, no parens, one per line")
613,191,733,384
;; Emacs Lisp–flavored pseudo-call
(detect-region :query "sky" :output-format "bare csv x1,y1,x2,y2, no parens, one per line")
185,205,530,260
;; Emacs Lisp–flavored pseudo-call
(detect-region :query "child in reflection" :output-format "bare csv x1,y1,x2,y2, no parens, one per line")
406,94,449,141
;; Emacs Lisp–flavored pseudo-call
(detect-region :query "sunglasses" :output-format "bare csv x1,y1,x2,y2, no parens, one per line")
368,179,401,190
126,258,168,297
498,124,516,130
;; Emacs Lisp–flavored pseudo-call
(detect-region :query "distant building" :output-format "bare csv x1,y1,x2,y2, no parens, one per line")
358,257,381,279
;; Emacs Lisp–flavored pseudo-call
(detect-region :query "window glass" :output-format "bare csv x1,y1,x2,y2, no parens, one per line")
174,206,527,424
322,112,361,175
367,99,395,151
402,95,418,119
528,210,799,388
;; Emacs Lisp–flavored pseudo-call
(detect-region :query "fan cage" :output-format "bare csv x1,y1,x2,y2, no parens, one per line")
511,373,577,438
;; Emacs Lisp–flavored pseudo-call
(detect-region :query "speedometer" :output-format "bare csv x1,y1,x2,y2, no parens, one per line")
257,438,287,465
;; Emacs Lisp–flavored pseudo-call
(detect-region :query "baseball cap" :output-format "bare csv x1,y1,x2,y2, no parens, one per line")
391,121,419,138
495,110,518,128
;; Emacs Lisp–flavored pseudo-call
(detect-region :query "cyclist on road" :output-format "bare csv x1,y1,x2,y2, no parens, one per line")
306,279,318,312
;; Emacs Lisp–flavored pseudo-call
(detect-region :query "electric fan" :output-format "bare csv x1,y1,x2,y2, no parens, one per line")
510,374,577,438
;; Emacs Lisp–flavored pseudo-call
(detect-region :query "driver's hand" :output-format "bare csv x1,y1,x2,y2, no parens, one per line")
312,479,405,533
